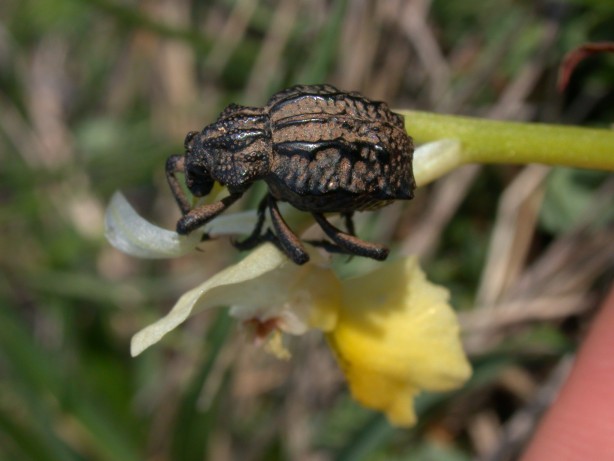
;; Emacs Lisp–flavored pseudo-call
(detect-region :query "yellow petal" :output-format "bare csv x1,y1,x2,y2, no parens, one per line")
327,256,471,427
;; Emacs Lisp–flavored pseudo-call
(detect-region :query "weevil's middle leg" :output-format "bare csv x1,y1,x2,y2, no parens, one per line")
268,196,309,265
232,195,269,251
233,194,309,264
343,212,355,236
312,213,389,261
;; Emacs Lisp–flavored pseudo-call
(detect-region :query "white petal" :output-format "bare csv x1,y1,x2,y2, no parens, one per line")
413,139,462,187
104,192,201,258
130,243,341,356
130,243,289,356
104,191,257,259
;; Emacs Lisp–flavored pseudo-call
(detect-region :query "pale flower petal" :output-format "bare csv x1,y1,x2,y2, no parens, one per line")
104,191,257,259
412,139,462,187
328,256,471,427
131,243,341,356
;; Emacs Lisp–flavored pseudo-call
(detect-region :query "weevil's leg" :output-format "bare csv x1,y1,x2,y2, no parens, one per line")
304,239,347,254
232,195,269,250
165,155,191,215
312,213,389,261
268,196,309,265
343,212,356,235
305,213,357,256
176,192,243,235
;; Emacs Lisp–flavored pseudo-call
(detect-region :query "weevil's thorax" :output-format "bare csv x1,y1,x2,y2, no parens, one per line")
189,105,272,192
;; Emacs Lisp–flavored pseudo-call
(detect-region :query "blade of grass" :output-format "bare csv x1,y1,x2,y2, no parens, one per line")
333,413,395,461
0,306,141,461
171,310,234,461
0,408,83,461
87,0,212,53
299,0,348,83
333,354,513,461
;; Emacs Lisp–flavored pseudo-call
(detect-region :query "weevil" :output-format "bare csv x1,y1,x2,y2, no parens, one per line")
166,84,415,265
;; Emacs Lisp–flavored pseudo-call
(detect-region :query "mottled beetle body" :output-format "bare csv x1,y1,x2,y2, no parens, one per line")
166,84,415,265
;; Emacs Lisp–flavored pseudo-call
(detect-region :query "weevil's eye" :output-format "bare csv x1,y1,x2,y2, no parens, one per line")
184,131,199,152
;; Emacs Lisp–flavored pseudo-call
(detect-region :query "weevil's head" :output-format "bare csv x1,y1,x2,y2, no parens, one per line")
184,107,271,196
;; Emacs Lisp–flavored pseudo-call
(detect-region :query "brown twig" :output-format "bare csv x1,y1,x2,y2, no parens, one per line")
557,42,614,92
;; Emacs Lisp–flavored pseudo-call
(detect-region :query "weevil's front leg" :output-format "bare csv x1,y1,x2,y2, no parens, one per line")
176,193,243,235
312,213,389,261
268,196,309,265
232,195,269,251
166,155,191,215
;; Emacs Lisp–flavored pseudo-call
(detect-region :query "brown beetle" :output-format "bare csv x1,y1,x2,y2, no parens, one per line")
166,84,415,264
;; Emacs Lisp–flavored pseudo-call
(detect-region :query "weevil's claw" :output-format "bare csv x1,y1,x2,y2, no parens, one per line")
232,235,260,251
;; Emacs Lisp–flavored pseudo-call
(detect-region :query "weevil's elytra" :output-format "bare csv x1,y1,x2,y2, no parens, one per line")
165,84,415,264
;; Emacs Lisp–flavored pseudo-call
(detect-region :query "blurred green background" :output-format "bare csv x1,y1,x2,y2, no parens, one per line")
1,0,613,460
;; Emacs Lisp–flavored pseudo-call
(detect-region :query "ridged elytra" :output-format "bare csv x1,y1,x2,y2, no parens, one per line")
166,84,415,265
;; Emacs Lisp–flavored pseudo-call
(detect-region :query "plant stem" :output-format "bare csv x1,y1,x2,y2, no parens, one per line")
399,110,614,171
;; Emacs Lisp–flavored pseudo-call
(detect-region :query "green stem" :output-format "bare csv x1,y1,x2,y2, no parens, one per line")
399,110,614,172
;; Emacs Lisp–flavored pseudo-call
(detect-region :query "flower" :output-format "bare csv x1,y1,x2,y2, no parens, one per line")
128,242,341,357
328,256,472,426
104,140,472,426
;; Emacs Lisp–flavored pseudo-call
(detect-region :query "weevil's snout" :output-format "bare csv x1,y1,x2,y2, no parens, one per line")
186,167,214,197
182,130,214,197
